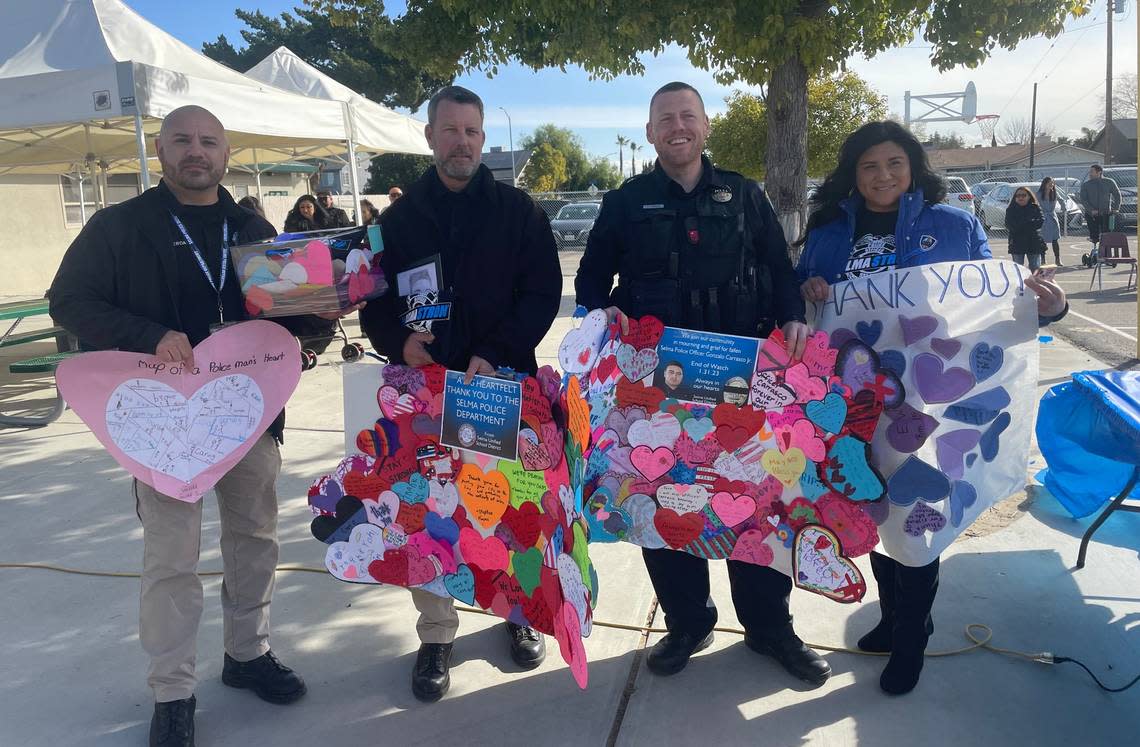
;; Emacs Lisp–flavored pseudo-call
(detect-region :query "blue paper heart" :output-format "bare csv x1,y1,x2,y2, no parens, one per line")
800,469,830,501
823,435,885,502
980,412,1011,462
805,392,847,434
969,343,1004,383
944,387,1011,426
966,453,978,467
392,472,429,504
443,564,476,605
682,416,715,442
669,461,697,484
887,455,951,506
424,512,460,546
949,480,978,527
551,525,565,557
879,350,907,377
856,319,883,346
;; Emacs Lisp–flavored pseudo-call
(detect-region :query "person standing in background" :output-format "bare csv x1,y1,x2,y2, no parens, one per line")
1036,177,1063,266
1006,186,1046,271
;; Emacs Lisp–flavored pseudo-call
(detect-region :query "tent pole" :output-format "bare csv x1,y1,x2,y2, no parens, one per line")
134,112,151,190
342,103,363,224
252,148,263,200
75,170,87,224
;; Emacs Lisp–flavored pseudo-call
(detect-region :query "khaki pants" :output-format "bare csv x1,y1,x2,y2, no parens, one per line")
134,433,281,702
409,588,459,644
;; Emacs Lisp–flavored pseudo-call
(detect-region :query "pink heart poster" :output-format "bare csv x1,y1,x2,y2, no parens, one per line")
57,321,302,503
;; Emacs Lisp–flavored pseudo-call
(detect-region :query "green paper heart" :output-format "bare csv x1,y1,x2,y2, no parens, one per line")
499,459,549,508
511,547,544,596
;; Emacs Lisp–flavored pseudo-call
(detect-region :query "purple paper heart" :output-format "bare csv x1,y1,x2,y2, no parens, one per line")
913,353,976,405
900,315,938,346
980,411,1012,462
381,364,425,395
829,328,858,349
309,477,344,514
885,403,940,453
969,343,1004,382
905,503,947,536
412,413,442,437
945,387,1010,426
605,406,648,446
887,455,950,506
931,338,962,360
862,498,891,526
935,429,982,479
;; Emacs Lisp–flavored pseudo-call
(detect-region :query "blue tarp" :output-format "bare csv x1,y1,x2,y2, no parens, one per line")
1036,370,1140,518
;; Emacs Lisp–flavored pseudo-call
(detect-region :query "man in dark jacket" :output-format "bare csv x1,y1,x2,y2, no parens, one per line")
360,85,562,703
575,82,830,688
49,106,315,747
318,191,354,228
1078,163,1122,250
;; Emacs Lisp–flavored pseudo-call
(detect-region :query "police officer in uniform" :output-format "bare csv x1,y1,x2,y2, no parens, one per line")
575,82,830,686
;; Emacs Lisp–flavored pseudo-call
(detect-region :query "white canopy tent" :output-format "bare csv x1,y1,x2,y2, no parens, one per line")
244,46,431,218
0,0,371,212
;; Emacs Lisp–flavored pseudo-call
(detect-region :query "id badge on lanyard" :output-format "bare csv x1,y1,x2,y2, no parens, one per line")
169,213,229,325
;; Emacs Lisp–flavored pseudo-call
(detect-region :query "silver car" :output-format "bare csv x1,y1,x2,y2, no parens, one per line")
550,201,601,248
978,181,1083,231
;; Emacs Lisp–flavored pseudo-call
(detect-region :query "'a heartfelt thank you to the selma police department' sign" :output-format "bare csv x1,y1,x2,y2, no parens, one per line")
441,372,523,461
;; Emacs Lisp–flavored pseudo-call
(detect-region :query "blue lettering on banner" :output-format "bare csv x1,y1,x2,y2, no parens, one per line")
401,303,452,326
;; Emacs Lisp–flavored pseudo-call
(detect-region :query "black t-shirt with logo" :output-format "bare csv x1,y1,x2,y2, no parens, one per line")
842,208,898,281
172,202,245,346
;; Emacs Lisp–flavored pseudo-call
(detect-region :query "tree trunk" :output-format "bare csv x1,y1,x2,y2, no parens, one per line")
765,54,809,263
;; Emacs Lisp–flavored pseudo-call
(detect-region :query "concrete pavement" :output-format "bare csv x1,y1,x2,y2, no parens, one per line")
1,285,1138,745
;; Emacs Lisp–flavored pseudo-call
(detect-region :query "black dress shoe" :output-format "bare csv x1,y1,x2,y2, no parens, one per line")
412,643,453,703
745,628,831,686
646,630,714,676
221,650,307,704
505,622,546,668
150,695,195,747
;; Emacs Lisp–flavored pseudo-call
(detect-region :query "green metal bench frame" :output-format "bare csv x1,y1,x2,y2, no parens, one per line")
1,350,83,427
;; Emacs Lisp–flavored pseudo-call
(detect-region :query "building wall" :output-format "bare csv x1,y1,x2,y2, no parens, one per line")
0,172,310,297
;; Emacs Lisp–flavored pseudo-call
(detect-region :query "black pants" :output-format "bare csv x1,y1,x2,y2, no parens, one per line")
868,551,939,641
1086,213,1113,244
642,548,792,637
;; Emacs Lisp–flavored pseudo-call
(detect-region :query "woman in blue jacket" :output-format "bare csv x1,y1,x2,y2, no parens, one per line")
796,121,1067,695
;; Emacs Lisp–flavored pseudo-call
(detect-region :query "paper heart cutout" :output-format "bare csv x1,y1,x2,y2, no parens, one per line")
312,496,367,545
424,512,460,545
616,343,659,383
57,321,301,503
931,337,962,360
378,385,420,419
885,403,940,453
616,377,666,411
554,600,589,689
499,459,548,508
801,331,839,377
458,527,509,571
627,412,683,450
949,479,979,527
392,472,430,504
456,463,511,528
935,428,982,479
623,315,665,350
856,319,883,346
395,501,428,535
711,403,766,452
899,314,938,346
361,490,400,529
653,509,705,549
710,492,756,528
879,349,907,377
804,393,847,435
945,386,1011,426
518,428,554,472
780,420,825,462
443,564,476,604
729,528,775,565
381,364,426,395
815,493,879,556
500,501,542,549
793,525,866,602
656,483,710,514
323,522,386,583
521,376,554,424
558,309,608,374
904,503,947,536
969,342,1004,382
822,435,885,503
565,375,591,451
674,433,723,466
630,445,676,481
750,371,795,408
785,363,827,404
604,406,648,446
309,475,344,514
913,353,975,405
755,329,792,372
511,547,544,595
681,415,715,443
761,447,807,487
980,411,1011,462
297,239,335,285
887,455,950,506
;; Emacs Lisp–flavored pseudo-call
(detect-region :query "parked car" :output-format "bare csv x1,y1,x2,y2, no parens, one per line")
550,201,601,248
978,181,1083,231
942,176,975,214
968,181,1001,217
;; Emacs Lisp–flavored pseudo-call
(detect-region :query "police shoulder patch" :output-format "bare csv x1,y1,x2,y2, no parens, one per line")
918,234,938,251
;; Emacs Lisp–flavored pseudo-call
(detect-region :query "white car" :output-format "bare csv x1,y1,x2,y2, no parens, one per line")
942,176,975,214
978,181,1083,231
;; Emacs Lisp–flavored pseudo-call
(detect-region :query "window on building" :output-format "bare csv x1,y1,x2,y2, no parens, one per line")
61,174,140,226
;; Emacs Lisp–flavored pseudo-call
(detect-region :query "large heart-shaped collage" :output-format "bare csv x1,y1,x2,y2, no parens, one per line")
308,362,594,688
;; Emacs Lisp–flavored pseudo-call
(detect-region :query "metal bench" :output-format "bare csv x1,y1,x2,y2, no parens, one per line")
0,326,69,349
1,350,83,427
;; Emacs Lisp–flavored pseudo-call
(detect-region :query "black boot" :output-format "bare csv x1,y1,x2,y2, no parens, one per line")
411,643,453,702
745,627,831,686
505,622,546,668
221,651,307,704
1053,242,1062,266
646,630,714,676
858,552,897,653
150,695,195,747
880,558,939,695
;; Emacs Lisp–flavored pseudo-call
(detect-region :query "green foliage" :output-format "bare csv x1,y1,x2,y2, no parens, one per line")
365,153,433,193
519,125,595,190
581,158,624,190
202,6,447,109
522,143,569,192
925,131,967,150
707,73,887,178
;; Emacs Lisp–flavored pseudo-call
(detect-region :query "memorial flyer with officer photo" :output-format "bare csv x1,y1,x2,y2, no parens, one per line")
441,372,523,460
653,326,759,405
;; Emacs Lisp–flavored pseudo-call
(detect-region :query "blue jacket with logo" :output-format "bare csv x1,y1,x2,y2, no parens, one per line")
795,189,991,283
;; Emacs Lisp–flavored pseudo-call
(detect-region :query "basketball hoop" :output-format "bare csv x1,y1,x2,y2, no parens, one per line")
972,114,1000,143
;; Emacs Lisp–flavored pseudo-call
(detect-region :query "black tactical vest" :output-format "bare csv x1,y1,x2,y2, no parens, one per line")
609,168,774,336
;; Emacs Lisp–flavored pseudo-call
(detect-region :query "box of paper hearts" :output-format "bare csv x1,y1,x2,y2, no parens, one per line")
232,226,387,318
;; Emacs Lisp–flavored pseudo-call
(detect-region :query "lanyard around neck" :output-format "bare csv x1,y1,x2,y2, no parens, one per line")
169,212,229,320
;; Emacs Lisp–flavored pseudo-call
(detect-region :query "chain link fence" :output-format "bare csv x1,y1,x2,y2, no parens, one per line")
529,190,610,252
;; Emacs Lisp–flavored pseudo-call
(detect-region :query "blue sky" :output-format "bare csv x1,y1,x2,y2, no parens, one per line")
124,0,1137,169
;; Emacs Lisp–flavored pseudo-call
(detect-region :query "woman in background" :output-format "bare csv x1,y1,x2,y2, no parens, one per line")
283,194,329,233
1005,186,1046,271
1037,177,1064,265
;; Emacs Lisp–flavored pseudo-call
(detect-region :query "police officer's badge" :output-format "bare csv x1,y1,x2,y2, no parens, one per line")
711,187,732,203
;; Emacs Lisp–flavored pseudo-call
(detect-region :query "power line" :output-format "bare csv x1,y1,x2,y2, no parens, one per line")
998,11,1102,115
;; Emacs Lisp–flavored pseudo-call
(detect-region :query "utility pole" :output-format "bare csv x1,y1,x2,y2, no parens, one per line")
1104,0,1114,164
499,107,516,187
1028,82,1038,171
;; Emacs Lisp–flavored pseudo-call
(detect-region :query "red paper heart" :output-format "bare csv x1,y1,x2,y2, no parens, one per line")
501,501,543,549
396,502,428,534
624,315,665,350
654,509,705,549
711,403,766,452
342,470,388,500
368,550,409,585
421,364,447,395
594,354,618,384
617,377,665,411
520,586,555,634
522,377,553,424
